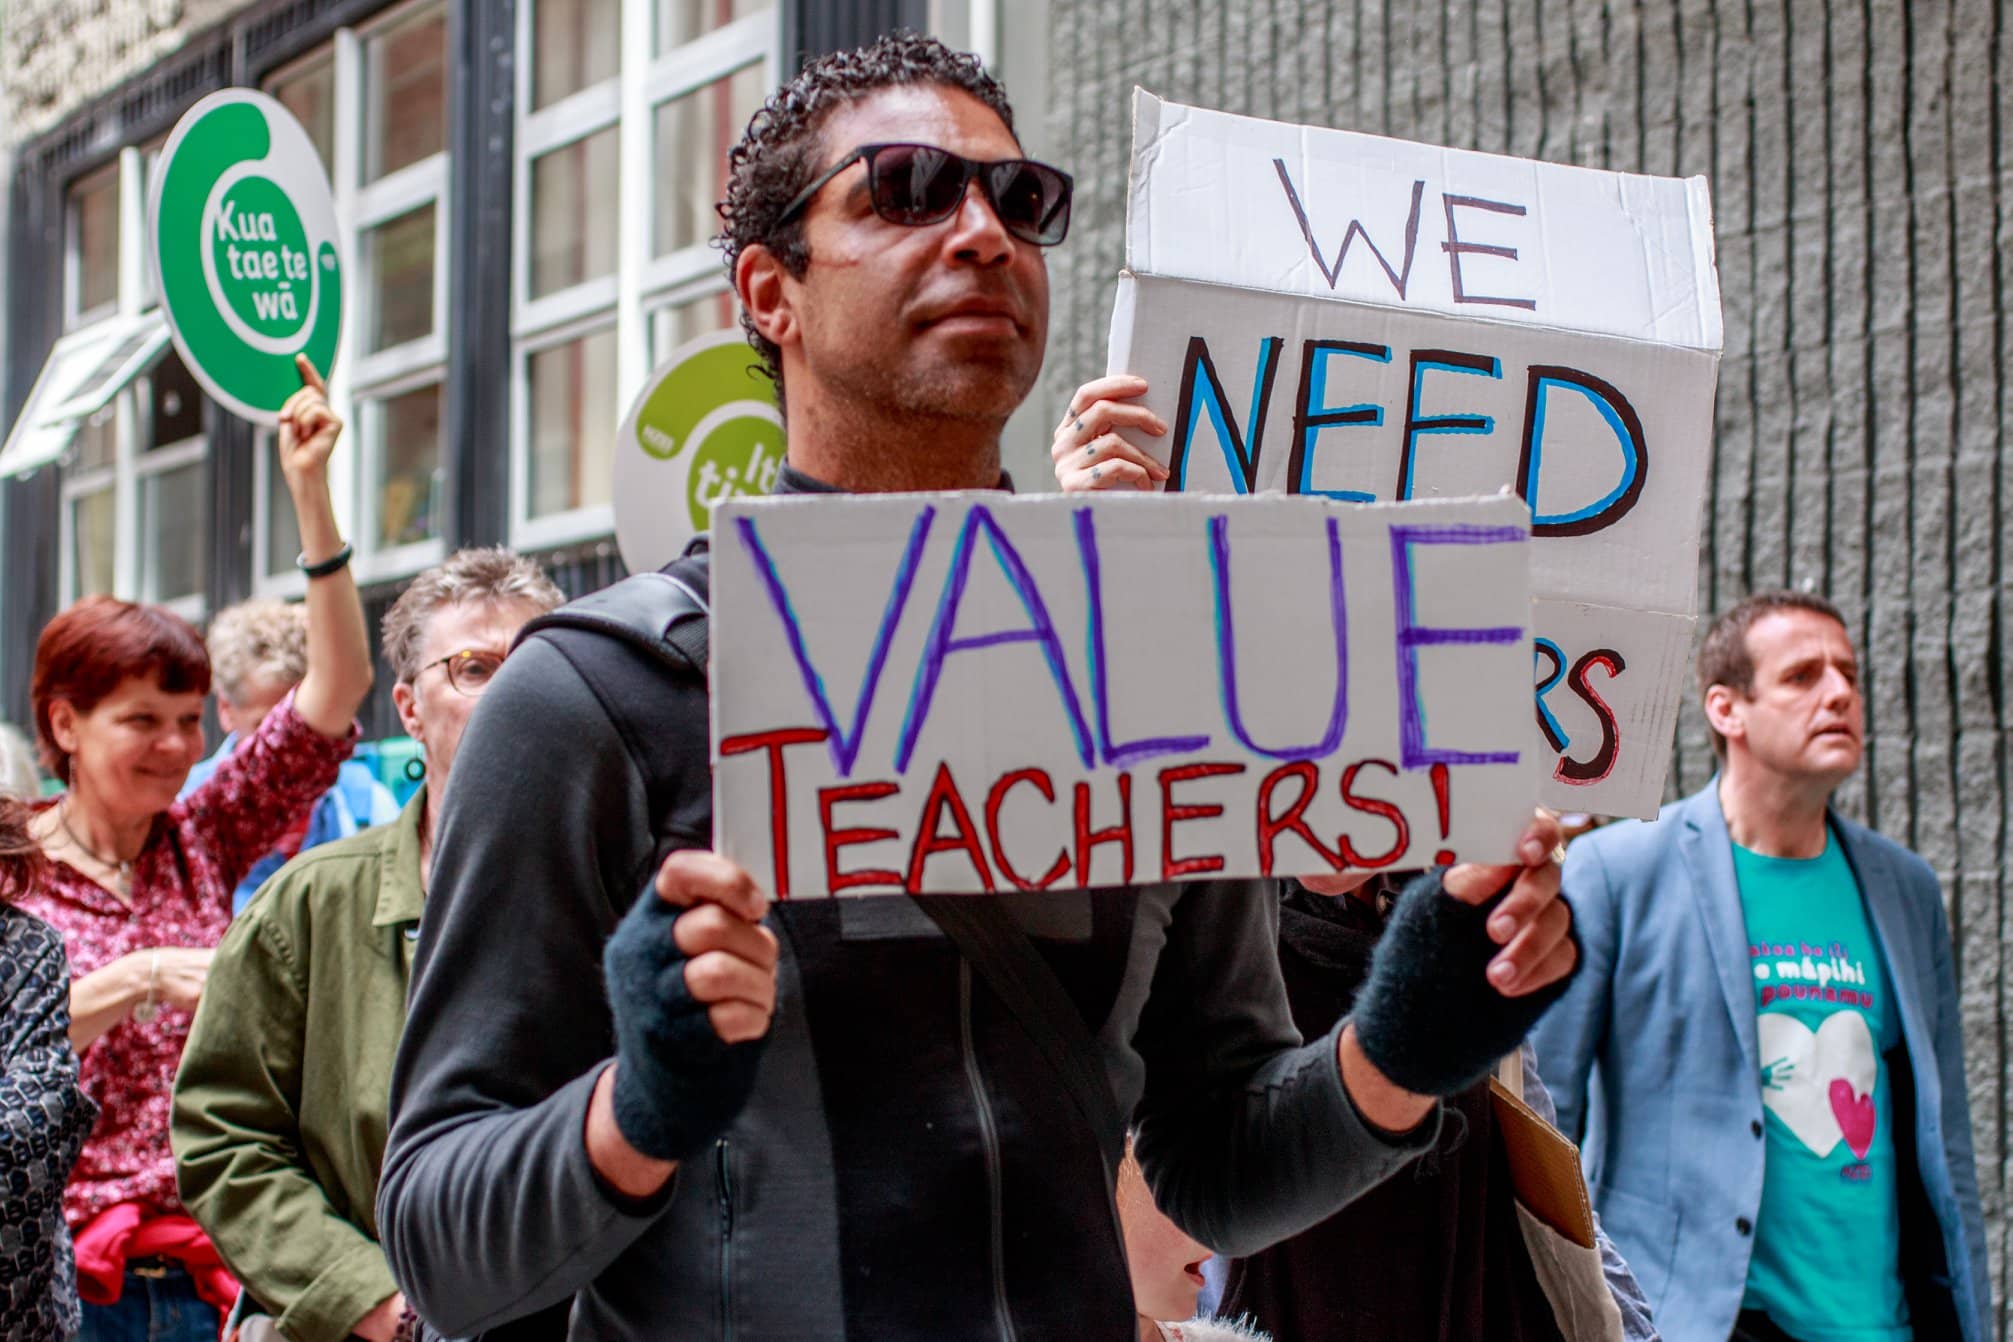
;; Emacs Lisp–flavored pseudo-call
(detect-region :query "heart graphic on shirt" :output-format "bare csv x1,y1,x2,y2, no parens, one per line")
1756,1010,1876,1159
1829,1079,1877,1161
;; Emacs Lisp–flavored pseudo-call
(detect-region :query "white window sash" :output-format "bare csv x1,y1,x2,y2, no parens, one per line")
355,152,447,227
134,435,210,608
518,80,622,159
509,1,780,550
640,13,772,105
353,366,447,576
251,1,456,583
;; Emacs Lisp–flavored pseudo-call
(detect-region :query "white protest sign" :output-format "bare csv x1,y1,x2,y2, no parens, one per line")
712,491,1538,899
612,329,783,574
1106,92,1723,818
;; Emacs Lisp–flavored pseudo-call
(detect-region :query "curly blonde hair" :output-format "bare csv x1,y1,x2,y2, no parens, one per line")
207,599,309,705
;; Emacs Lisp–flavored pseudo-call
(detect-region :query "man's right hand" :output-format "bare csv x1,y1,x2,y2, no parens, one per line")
1051,374,1170,491
599,851,779,1167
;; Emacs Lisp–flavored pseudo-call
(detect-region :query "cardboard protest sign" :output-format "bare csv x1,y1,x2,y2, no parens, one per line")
712,491,1537,898
1106,92,1723,818
613,329,784,573
147,90,343,425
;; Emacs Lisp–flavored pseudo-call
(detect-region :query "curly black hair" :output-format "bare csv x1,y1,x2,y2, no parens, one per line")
716,32,1017,406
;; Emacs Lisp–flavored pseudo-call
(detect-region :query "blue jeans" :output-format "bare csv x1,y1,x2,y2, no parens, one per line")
78,1265,221,1342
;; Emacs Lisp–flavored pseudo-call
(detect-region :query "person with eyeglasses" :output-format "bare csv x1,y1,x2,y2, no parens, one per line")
376,34,1579,1341
170,549,563,1342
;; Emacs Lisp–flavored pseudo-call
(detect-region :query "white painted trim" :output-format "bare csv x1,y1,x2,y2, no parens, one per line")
513,502,617,553
518,80,622,158
134,435,208,478
353,336,447,394
355,536,447,588
507,0,779,552
640,14,773,104
354,153,446,227
514,277,620,339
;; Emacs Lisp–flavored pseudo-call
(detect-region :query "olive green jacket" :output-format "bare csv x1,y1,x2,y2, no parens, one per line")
172,790,425,1342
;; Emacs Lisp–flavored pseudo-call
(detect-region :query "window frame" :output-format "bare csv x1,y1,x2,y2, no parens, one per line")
64,161,122,331
252,0,453,597
508,0,779,550
52,145,216,618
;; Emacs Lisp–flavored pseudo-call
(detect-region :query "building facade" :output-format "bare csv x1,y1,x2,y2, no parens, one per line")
0,0,1048,737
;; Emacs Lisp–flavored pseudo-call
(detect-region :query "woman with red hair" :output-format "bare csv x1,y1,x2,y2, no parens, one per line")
15,360,374,1342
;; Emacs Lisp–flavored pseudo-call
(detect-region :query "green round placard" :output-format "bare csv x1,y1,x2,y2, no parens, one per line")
613,328,785,572
147,89,342,426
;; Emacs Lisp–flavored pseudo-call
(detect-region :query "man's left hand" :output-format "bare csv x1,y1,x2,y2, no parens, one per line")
1444,810,1577,997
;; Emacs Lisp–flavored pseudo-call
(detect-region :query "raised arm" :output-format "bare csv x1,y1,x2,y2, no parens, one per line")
279,354,373,738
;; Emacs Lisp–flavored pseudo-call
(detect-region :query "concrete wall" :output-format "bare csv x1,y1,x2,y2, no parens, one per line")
1,0,247,142
1035,0,2013,1331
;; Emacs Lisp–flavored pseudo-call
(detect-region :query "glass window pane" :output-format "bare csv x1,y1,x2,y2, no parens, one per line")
366,204,437,351
72,408,118,473
365,4,447,182
268,55,336,173
533,0,621,110
647,290,738,366
71,488,116,597
654,63,767,257
527,327,618,518
143,460,207,603
372,383,444,548
71,166,119,315
137,140,168,311
262,433,302,578
530,128,619,297
655,0,767,55
147,352,203,450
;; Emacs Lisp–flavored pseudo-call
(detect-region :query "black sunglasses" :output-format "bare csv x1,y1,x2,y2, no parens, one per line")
776,141,1074,247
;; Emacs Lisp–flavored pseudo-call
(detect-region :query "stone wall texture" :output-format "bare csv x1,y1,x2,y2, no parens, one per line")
0,0,246,142
1039,1,2013,1332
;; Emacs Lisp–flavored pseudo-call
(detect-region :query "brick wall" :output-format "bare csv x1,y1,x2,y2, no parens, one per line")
1,0,247,143
1038,1,2012,1330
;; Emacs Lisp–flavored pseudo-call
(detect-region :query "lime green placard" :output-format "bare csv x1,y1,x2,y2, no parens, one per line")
148,90,342,425
614,328,784,572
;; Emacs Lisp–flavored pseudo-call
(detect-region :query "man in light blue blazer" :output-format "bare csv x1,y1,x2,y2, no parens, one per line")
1533,591,1989,1342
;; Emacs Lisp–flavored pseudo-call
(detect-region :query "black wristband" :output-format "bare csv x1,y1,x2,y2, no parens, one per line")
297,541,353,579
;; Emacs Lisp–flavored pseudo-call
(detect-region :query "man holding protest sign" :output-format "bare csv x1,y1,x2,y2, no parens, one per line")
377,36,1579,1340
1532,594,1990,1342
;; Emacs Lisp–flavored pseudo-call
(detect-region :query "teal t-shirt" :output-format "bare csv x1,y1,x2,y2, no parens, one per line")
1737,834,1910,1340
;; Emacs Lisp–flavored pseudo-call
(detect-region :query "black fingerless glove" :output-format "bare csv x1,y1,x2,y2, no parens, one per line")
1350,868,1578,1098
603,890,768,1161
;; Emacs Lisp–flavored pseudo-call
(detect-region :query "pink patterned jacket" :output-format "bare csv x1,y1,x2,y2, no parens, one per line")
19,691,355,1227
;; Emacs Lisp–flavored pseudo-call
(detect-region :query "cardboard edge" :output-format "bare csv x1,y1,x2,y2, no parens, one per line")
1127,95,1728,354
1685,174,1725,351
1105,272,1139,379
1125,88,1165,273
1111,271,1726,364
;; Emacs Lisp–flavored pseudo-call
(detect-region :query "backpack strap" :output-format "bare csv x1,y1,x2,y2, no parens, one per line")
914,896,1127,1184
517,549,711,674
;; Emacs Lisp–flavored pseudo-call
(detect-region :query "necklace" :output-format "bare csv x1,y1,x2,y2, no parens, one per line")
58,801,137,889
